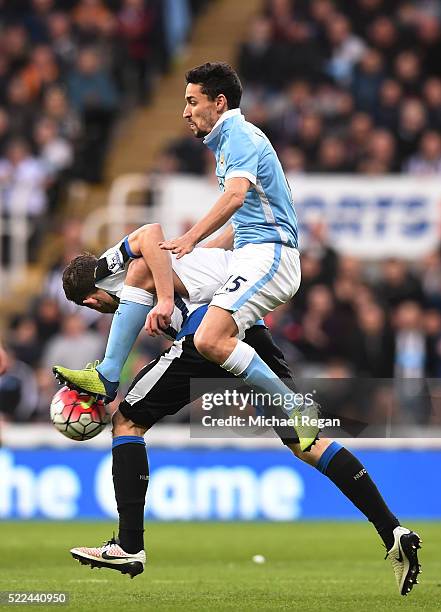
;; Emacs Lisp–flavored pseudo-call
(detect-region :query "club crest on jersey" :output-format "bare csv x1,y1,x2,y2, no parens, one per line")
106,250,124,274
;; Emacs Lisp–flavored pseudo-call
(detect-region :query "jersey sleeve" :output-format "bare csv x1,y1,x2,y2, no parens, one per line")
95,236,139,283
225,130,258,185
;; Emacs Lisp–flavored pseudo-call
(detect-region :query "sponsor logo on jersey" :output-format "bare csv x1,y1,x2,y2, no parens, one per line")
106,250,124,274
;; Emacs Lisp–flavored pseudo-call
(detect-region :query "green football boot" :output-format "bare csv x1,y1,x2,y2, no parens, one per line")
288,400,321,452
53,360,118,401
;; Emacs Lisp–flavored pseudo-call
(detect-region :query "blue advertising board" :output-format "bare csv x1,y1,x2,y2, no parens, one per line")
0,447,439,520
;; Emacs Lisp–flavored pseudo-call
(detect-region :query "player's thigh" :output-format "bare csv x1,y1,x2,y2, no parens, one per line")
194,305,239,346
211,243,301,337
118,337,230,427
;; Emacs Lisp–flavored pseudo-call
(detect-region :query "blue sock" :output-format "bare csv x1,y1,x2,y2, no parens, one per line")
242,353,297,416
97,287,153,383
221,341,298,416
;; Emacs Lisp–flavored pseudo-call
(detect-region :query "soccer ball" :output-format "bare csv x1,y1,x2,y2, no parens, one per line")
50,386,109,441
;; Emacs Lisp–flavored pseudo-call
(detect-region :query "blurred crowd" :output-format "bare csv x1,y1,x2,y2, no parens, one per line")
0,0,211,263
2,0,441,427
163,0,441,177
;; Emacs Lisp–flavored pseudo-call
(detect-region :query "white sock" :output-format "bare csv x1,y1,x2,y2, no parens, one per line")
221,340,255,376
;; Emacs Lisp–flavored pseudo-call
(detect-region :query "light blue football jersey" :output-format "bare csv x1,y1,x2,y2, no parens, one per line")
203,109,298,249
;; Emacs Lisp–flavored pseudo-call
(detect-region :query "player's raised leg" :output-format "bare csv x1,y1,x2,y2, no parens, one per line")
289,439,421,596
70,410,148,577
194,303,320,452
55,261,155,400
54,224,175,400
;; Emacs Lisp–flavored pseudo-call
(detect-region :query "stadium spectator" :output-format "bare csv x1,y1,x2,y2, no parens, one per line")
278,146,306,174
423,77,441,129
326,14,366,85
3,25,29,75
374,79,402,130
293,112,322,166
237,16,284,90
377,259,424,310
47,11,79,74
42,313,104,373
67,46,118,114
117,0,157,104
0,108,10,154
364,128,398,173
67,46,118,181
6,76,37,137
0,351,39,422
404,130,441,174
0,138,51,217
353,301,395,377
34,116,73,173
424,308,441,377
351,48,385,113
396,98,427,165
33,296,62,344
0,342,8,375
21,44,60,101
24,0,53,44
420,249,441,309
72,0,114,38
8,316,43,369
315,136,351,173
43,86,82,142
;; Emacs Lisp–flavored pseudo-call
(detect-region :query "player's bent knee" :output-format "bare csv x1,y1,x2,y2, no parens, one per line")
193,330,219,361
112,409,148,438
287,437,333,467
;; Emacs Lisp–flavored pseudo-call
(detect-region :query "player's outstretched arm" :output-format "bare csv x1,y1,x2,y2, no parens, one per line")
127,224,175,333
159,177,249,258
203,224,234,250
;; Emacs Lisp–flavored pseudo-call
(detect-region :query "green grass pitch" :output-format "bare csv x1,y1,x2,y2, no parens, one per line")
0,522,439,611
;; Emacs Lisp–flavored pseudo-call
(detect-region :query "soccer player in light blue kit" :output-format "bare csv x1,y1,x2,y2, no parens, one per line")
159,62,318,450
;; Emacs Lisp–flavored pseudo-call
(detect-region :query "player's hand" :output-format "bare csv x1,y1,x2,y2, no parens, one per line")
145,298,174,336
83,297,115,314
159,233,196,259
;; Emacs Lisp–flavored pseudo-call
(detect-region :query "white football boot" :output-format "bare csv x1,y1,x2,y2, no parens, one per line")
385,526,421,595
70,536,145,578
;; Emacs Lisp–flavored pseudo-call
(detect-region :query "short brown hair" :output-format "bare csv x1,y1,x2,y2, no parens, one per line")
62,253,98,305
185,62,242,109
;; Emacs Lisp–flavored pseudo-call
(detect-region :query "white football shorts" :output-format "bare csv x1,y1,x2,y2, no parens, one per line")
173,243,301,337
171,248,232,303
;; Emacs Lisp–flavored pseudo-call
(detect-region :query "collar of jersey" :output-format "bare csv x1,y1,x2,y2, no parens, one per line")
203,108,243,148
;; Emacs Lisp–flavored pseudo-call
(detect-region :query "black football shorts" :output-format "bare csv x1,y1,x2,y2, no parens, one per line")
119,326,299,445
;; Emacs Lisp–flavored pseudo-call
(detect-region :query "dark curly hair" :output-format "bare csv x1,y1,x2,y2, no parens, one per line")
62,253,98,305
185,62,242,109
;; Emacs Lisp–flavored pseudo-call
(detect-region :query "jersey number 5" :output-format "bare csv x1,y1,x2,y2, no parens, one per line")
223,275,248,292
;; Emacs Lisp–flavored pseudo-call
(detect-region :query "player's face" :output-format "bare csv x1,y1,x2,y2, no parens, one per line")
183,83,223,138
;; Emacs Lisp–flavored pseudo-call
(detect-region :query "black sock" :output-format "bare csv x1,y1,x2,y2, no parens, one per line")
112,439,149,553
321,445,400,550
